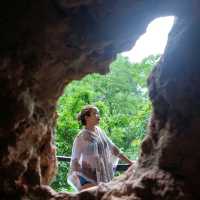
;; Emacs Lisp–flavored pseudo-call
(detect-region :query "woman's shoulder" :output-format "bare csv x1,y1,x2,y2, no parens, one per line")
96,126,115,145
95,126,103,133
96,126,106,137
75,129,89,142
75,129,84,139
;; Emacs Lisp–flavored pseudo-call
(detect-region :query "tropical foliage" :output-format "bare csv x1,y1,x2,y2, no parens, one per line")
51,54,160,191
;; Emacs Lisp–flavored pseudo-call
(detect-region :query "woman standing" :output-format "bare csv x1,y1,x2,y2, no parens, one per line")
68,105,132,191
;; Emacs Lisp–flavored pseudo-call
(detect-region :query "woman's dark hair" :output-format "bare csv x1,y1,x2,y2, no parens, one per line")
77,105,98,125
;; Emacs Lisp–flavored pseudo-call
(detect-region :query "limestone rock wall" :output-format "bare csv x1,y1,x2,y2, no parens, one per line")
0,0,200,199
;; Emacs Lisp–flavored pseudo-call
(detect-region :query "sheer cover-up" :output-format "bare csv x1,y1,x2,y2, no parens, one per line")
67,126,120,191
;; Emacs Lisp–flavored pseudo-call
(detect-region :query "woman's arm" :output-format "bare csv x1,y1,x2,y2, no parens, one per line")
112,145,133,165
100,128,133,165
117,151,133,165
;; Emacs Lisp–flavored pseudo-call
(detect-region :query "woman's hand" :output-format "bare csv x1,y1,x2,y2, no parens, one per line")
128,159,134,165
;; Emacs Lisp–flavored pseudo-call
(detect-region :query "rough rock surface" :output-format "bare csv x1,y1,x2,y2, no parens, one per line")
0,0,200,199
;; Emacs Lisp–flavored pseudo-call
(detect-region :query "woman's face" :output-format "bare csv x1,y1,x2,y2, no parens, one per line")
85,108,100,126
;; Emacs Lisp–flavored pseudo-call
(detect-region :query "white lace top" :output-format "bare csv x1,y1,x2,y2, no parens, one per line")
67,126,120,191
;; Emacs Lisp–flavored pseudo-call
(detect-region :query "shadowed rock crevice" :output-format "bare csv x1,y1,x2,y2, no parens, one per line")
1,0,200,199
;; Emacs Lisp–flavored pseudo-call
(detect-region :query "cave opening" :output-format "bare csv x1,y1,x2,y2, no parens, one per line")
2,0,200,199
51,16,174,192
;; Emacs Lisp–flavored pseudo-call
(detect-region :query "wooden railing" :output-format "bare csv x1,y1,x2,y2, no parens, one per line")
56,156,130,171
